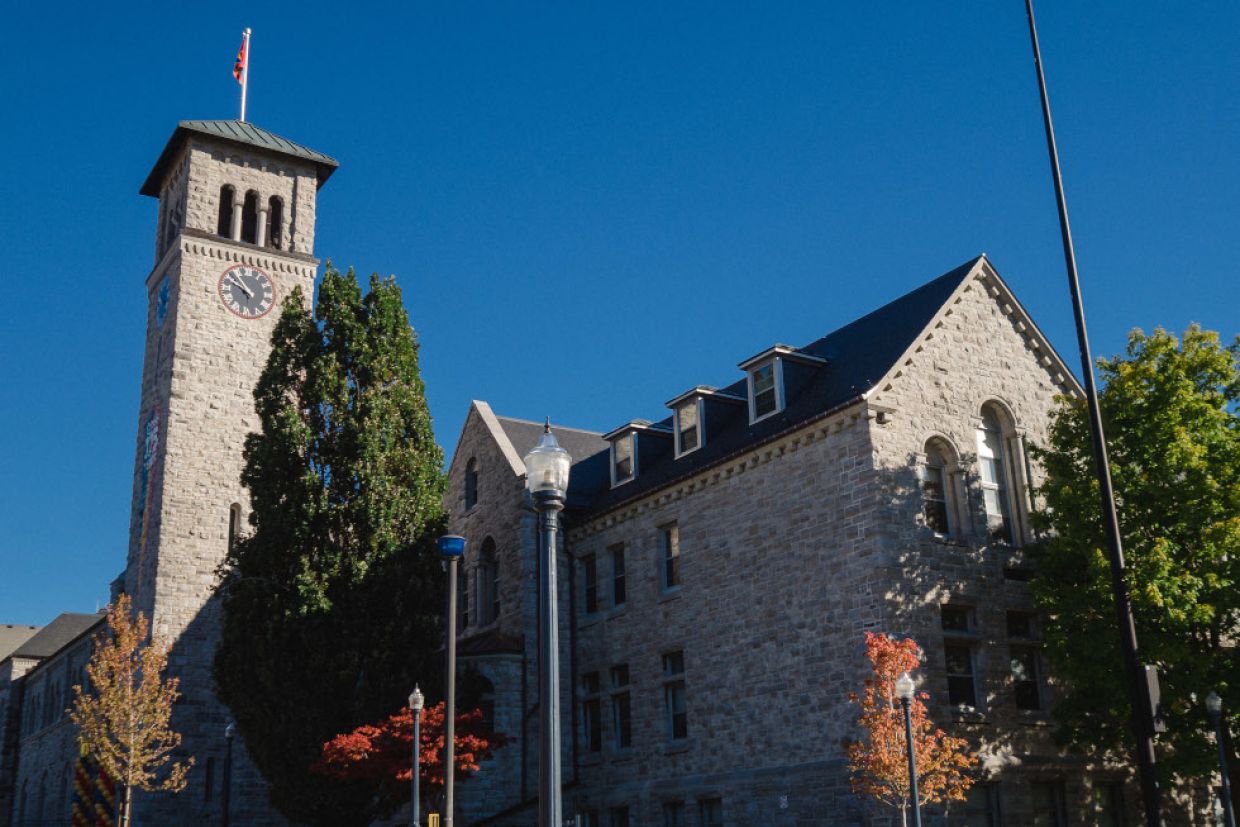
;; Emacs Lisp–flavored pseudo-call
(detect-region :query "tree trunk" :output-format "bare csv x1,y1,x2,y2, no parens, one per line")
122,784,132,827
900,804,908,827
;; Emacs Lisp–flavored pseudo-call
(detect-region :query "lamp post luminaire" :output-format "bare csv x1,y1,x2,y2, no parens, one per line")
523,421,572,827
437,534,466,827
1206,692,1236,827
409,685,425,827
895,672,922,827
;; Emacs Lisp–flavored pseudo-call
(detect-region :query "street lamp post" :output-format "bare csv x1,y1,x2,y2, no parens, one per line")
523,420,572,827
1206,692,1236,827
221,723,234,827
409,685,425,827
895,672,922,827
438,534,466,827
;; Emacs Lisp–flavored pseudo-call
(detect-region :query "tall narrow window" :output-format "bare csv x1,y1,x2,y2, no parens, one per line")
1092,781,1126,826
464,458,479,509
609,806,630,827
204,757,215,803
240,190,259,244
610,544,626,608
922,440,954,536
1031,782,1067,827
663,802,686,827
675,400,701,456
611,434,635,485
1007,611,1042,711
750,361,779,420
581,672,602,753
266,196,284,249
661,523,681,590
663,651,687,740
610,664,631,749
941,605,978,709
959,783,1001,825
977,406,1014,544
457,567,469,630
583,554,599,615
217,185,235,237
479,538,499,625
228,504,242,554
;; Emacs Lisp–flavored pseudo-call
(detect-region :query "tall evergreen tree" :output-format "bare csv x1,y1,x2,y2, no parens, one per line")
214,265,447,826
1030,326,1240,812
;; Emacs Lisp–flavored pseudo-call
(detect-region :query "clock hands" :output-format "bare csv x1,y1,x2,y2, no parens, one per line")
226,272,254,299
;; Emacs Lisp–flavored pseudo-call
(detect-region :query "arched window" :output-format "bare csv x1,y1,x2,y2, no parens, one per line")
228,504,242,554
977,404,1021,545
464,458,479,510
217,185,235,238
479,538,499,625
266,196,284,249
240,190,259,244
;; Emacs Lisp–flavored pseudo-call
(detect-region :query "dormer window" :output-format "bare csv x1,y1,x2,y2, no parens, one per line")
611,433,635,486
748,360,783,422
674,399,702,457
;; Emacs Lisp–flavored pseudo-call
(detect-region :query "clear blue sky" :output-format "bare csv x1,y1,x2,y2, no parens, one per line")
1,3,1236,626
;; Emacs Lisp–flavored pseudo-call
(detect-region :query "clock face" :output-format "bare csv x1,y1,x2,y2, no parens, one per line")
217,265,275,319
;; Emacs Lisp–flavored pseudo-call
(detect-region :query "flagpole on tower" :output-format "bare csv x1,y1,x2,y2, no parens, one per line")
237,28,252,122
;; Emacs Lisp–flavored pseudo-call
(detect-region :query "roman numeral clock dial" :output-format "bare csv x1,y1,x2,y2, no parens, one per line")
217,265,276,319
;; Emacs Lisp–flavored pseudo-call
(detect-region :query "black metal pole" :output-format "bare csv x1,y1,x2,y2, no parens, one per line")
1022,2,1163,823
1210,707,1236,827
443,557,458,827
901,697,922,827
221,724,233,827
535,489,565,827
412,704,422,827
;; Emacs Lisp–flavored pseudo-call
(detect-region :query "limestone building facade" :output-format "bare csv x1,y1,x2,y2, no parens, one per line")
444,257,1214,825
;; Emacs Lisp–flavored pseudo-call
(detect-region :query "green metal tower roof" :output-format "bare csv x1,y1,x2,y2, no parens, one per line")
141,120,339,196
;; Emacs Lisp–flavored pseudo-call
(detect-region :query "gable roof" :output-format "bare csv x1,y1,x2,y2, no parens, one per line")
141,120,339,196
0,625,40,661
494,416,610,509
10,613,103,660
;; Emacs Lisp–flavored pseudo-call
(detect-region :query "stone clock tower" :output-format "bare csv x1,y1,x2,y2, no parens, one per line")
125,120,337,824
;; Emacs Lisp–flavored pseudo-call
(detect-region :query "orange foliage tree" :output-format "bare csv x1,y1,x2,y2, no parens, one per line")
314,701,508,814
69,594,193,827
847,632,976,823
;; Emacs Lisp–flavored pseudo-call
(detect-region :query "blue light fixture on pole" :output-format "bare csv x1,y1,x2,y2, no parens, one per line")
523,420,572,827
1206,692,1236,827
895,672,922,827
409,685,425,827
438,534,466,827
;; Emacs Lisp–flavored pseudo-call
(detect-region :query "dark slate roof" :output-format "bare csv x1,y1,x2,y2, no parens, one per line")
141,120,339,196
9,613,104,660
0,625,40,661
575,256,983,516
457,631,524,656
495,416,610,509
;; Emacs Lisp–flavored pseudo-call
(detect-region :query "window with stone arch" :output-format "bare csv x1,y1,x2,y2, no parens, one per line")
464,458,479,510
240,190,260,244
478,537,499,626
976,402,1026,545
217,184,235,238
921,437,961,537
266,195,284,249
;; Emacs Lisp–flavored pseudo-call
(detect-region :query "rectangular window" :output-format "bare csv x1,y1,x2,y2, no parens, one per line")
661,523,681,590
959,782,1001,826
582,672,602,753
698,798,723,827
941,605,978,708
663,802,686,827
609,806,630,827
1093,781,1126,826
751,361,778,420
922,460,950,534
978,414,1014,544
610,545,626,608
1031,782,1067,827
580,811,600,827
663,651,687,740
612,434,635,485
583,555,599,615
610,664,631,749
1006,611,1035,639
676,400,701,455
1010,648,1041,710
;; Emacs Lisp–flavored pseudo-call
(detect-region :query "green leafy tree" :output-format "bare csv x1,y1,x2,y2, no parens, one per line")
214,265,447,826
1030,325,1239,810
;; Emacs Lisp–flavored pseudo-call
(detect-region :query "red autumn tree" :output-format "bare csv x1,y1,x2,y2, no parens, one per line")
314,702,508,809
847,632,976,824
